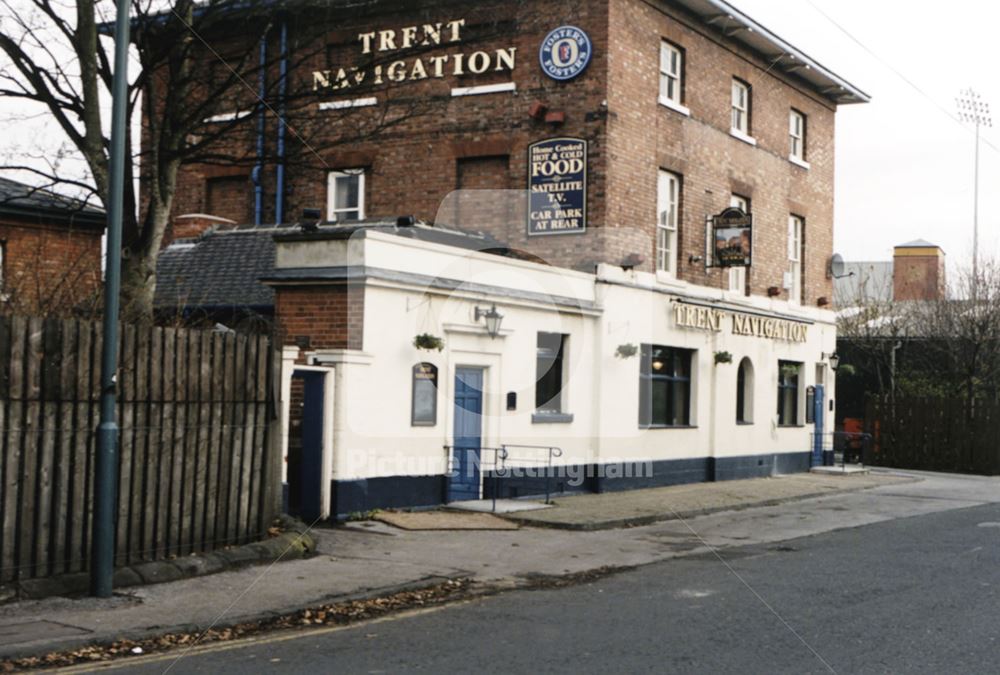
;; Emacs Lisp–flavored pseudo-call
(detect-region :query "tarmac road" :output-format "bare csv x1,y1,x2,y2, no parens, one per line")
109,500,1000,674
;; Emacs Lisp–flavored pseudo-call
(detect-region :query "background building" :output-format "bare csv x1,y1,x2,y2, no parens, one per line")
0,176,104,315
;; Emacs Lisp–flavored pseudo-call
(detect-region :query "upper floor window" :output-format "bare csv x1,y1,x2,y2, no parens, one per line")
789,109,806,161
731,79,750,136
657,170,680,276
327,169,365,222
788,215,804,305
659,41,684,107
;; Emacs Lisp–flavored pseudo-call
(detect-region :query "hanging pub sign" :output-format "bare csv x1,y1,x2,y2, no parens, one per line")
527,137,587,236
712,207,752,267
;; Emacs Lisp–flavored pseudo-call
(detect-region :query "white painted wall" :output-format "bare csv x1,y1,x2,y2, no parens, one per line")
282,229,837,487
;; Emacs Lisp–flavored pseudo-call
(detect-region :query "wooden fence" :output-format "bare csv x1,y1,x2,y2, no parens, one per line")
0,316,281,582
865,396,1000,475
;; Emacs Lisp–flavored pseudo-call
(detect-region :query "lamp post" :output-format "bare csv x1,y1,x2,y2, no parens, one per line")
91,0,130,598
956,88,992,290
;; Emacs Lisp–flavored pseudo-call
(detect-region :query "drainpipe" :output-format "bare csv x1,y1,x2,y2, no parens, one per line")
275,17,288,224
252,34,267,226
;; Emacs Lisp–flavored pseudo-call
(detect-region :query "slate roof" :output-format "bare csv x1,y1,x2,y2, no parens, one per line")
0,176,105,227
156,218,528,312
155,228,276,311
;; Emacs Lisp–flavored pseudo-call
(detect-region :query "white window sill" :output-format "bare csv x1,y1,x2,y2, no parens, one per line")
451,82,516,97
788,155,811,170
318,97,378,111
729,129,757,146
657,96,690,117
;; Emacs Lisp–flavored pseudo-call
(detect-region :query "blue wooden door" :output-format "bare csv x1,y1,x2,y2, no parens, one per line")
450,368,484,502
811,383,825,466
289,371,325,520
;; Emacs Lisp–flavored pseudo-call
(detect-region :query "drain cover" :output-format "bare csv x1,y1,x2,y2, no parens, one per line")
0,620,91,646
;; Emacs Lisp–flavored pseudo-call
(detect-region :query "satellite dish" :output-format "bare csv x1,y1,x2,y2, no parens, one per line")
829,253,847,279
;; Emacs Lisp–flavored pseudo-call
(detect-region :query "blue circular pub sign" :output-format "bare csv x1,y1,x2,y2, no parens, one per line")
539,26,593,81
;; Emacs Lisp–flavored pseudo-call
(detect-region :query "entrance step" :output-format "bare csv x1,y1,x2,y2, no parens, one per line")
811,465,870,475
446,499,553,514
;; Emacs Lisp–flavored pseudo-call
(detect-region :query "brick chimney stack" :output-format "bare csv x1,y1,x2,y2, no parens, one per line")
893,240,945,301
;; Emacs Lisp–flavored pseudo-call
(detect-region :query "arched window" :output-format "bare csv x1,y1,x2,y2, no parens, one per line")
736,357,754,424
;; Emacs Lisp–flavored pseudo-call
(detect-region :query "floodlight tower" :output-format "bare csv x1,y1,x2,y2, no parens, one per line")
956,88,992,288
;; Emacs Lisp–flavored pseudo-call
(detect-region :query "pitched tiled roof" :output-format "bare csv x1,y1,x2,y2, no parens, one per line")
0,176,105,226
155,228,276,311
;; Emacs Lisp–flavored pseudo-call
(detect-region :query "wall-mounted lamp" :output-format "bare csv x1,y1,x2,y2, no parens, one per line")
475,303,504,338
688,255,704,265
823,352,840,371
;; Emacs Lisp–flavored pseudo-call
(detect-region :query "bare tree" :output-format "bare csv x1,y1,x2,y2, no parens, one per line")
910,260,1000,405
0,0,517,319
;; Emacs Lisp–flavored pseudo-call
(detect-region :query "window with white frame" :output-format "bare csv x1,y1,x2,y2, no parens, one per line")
657,170,680,275
789,109,806,161
327,170,365,222
788,215,804,305
728,195,749,293
659,41,683,107
731,79,750,135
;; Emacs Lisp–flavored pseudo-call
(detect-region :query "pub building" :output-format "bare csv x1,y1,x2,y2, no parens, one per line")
161,0,869,517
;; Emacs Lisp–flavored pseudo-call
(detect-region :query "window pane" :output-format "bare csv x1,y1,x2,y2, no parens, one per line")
336,174,360,210
651,379,668,426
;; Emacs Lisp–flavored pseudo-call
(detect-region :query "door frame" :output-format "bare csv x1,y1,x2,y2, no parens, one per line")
282,360,335,520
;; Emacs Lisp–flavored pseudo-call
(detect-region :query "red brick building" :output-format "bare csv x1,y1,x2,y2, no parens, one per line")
0,177,104,314
157,0,869,515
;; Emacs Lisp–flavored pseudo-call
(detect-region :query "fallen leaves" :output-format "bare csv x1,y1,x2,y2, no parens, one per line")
0,578,472,671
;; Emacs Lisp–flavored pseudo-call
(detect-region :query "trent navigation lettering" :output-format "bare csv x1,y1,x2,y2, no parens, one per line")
312,18,518,91
672,303,809,343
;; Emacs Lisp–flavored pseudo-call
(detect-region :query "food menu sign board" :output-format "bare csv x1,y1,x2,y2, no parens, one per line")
527,137,587,236
712,207,752,267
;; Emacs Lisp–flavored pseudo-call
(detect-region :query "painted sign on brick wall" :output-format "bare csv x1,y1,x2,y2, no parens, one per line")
527,137,587,236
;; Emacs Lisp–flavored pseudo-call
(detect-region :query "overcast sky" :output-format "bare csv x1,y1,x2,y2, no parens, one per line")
735,0,998,271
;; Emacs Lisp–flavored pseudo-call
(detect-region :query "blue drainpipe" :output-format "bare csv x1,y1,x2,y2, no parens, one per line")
275,17,288,224
252,34,267,226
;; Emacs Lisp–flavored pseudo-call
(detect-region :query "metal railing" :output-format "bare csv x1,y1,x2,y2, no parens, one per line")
442,443,564,511
812,431,872,468
500,444,564,506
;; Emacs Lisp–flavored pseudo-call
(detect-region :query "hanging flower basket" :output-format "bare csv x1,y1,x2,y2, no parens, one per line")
714,350,733,365
413,333,445,352
615,343,639,359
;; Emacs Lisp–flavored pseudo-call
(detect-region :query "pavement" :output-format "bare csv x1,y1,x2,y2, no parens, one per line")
2,468,1000,664
499,471,910,529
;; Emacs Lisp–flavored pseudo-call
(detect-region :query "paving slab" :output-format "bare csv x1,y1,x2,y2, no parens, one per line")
502,472,915,530
376,511,520,530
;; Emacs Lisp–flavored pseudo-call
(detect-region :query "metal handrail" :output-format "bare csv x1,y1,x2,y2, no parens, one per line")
442,443,564,508
501,444,563,504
